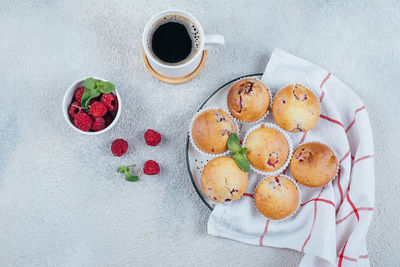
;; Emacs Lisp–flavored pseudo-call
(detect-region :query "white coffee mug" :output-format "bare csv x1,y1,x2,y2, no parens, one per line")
142,10,225,78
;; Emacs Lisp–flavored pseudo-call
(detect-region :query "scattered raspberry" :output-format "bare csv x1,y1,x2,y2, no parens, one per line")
111,139,128,157
104,112,114,126
144,129,162,146
74,112,93,131
101,93,118,111
143,160,160,175
89,101,107,117
74,86,85,102
91,117,105,132
68,101,83,119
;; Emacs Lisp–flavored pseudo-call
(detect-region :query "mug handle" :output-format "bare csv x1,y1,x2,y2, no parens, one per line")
204,34,225,50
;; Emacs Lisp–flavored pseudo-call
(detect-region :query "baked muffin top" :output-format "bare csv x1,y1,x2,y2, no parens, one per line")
255,175,299,220
290,142,338,188
201,156,248,203
192,109,237,154
245,125,289,172
227,78,270,123
272,84,320,132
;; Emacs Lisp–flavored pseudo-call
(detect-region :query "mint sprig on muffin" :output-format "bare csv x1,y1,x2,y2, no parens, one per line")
227,133,250,172
81,77,115,111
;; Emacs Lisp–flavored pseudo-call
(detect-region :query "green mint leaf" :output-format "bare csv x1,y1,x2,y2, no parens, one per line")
227,133,241,153
81,87,101,111
233,152,250,172
83,77,96,89
95,80,104,91
117,164,139,182
117,166,126,173
101,81,115,93
238,147,248,154
125,174,139,182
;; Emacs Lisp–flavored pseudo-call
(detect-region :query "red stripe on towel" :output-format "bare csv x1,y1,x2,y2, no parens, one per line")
345,106,366,133
352,155,374,166
259,219,270,246
319,73,331,102
338,240,348,267
336,207,374,225
339,150,350,164
320,114,345,128
300,198,335,208
301,187,325,252
336,170,344,212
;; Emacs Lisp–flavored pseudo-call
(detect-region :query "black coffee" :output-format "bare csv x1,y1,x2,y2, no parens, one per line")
148,15,200,65
152,22,192,63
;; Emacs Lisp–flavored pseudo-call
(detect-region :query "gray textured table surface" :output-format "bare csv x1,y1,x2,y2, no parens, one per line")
0,0,399,266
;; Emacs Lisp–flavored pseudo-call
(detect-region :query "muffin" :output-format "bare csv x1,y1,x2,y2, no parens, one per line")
227,78,270,123
272,84,320,132
245,124,290,173
290,142,338,188
255,175,299,220
191,108,237,154
201,157,248,203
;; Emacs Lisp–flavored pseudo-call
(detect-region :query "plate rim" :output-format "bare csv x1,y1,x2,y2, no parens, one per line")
185,73,264,210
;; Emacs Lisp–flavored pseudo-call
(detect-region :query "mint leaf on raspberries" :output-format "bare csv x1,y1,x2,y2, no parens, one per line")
81,78,116,112
101,82,115,94
81,86,101,111
83,77,96,90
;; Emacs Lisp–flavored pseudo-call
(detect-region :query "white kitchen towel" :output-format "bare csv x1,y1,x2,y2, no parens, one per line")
208,48,374,267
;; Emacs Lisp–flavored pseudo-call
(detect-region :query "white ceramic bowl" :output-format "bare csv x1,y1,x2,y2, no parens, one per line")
62,77,121,135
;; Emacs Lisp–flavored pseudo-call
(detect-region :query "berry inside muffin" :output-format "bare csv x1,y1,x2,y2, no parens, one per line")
245,125,289,173
272,84,319,132
290,142,338,187
201,157,248,202
255,175,299,220
227,78,270,123
192,109,237,154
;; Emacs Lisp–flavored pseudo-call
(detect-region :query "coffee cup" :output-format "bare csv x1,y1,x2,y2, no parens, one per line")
142,10,224,78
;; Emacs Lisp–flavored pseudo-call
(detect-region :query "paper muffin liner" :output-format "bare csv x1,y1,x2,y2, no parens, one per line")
271,83,321,133
289,140,340,189
253,174,302,222
225,77,273,125
189,106,240,158
242,122,294,177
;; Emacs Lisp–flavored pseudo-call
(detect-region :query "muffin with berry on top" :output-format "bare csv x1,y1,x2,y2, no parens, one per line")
290,142,338,187
255,175,299,220
245,124,290,173
227,78,271,123
201,156,248,203
191,108,237,154
272,84,319,132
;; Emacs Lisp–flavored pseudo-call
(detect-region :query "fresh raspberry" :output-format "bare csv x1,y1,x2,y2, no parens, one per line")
74,112,93,131
101,93,118,111
144,129,162,146
89,101,107,117
75,86,85,102
68,101,83,119
91,117,105,131
104,112,114,126
143,160,160,175
111,139,128,157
